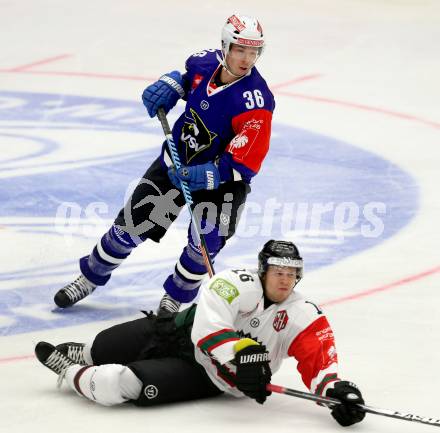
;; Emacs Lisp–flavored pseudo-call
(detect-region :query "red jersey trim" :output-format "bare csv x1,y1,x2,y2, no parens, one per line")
228,109,272,173
73,366,94,397
197,328,240,354
210,358,237,387
287,315,338,390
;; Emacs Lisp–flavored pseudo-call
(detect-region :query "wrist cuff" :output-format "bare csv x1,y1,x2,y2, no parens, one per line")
234,338,259,353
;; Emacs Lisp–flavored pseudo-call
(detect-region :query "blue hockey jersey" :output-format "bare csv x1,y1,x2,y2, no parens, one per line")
160,49,275,184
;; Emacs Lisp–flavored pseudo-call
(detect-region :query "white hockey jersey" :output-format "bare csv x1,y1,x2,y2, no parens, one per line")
191,268,340,397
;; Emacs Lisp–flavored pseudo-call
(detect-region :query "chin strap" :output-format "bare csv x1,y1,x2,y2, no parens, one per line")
215,52,253,79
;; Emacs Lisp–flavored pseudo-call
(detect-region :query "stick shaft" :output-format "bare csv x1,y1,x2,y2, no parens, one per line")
268,384,440,427
157,108,215,277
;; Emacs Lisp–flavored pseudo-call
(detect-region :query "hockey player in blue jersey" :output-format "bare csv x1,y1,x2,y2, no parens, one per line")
54,14,275,314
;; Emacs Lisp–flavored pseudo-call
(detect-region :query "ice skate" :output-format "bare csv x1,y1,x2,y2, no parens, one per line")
35,341,77,375
54,274,97,308
157,293,181,317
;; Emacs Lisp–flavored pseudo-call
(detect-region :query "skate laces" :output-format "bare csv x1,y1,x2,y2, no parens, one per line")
45,350,75,376
159,294,181,313
57,343,87,365
63,276,95,302
56,368,68,389
66,344,86,364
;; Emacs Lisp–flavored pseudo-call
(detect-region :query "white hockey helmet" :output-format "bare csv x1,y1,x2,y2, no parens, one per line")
221,14,265,61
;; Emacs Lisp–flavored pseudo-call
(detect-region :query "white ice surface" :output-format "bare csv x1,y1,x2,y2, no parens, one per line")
1,1,440,432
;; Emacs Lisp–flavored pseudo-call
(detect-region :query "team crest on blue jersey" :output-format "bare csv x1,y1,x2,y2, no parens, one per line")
181,108,217,163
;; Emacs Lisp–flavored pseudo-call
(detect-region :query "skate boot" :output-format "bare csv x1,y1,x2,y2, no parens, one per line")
157,293,181,317
35,341,77,375
55,342,88,365
54,274,97,308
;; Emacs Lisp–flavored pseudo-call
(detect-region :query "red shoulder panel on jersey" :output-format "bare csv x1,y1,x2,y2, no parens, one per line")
228,109,273,173
287,315,339,390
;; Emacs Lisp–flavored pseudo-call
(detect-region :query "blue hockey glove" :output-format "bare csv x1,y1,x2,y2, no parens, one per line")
167,167,181,190
142,71,185,118
167,162,220,191
326,381,366,427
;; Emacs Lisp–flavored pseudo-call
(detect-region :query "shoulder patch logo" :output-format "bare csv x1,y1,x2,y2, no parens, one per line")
273,309,289,332
210,278,239,304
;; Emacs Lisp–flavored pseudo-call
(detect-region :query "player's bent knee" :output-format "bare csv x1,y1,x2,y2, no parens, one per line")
68,364,142,406
119,366,143,401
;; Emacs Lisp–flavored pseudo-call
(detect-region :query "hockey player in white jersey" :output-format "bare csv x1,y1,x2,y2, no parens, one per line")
35,240,365,427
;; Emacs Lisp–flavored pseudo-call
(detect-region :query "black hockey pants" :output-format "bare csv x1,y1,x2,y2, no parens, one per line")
90,307,222,406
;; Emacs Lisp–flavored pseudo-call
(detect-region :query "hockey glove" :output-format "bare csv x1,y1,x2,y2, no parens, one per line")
168,162,220,191
142,71,185,118
233,338,272,404
326,381,366,427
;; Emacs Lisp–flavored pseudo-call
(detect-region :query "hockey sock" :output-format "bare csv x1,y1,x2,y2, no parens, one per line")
163,221,224,303
79,224,145,286
64,364,142,406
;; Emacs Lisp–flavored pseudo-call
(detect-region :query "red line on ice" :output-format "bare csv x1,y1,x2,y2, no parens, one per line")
0,58,439,364
2,265,439,365
270,74,322,89
0,53,156,81
12,69,156,82
6,54,72,72
275,90,440,129
321,264,440,307
0,354,35,364
1,56,439,129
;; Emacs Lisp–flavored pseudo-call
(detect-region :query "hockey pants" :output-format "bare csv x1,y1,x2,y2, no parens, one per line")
79,157,249,302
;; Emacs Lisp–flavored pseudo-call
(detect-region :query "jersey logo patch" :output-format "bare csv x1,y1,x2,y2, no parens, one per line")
192,73,204,91
273,310,289,332
144,385,158,399
250,317,260,328
181,108,217,163
230,133,248,149
210,278,239,304
228,118,262,155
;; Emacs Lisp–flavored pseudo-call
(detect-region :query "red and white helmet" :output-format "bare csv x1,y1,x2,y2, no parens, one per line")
221,14,265,60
